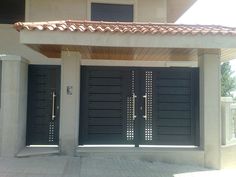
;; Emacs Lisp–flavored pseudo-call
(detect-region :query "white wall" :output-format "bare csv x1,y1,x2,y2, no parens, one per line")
26,0,167,22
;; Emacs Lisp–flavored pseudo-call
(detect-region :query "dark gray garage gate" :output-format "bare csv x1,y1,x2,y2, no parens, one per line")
79,66,199,146
26,65,61,145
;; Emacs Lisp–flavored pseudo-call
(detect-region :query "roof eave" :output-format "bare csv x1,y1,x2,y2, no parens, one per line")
20,29,236,49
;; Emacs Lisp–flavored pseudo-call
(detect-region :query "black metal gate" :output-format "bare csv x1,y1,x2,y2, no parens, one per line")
79,66,199,146
26,65,61,145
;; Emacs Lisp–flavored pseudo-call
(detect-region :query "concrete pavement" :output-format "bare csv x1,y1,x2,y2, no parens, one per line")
0,156,235,177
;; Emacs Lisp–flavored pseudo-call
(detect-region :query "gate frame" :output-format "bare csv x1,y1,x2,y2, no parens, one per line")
79,66,199,147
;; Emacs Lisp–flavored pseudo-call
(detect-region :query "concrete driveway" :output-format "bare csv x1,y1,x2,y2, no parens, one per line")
0,156,235,177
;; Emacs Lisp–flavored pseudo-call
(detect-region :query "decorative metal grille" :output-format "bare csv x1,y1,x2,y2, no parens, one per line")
145,71,153,141
49,122,55,142
126,70,135,140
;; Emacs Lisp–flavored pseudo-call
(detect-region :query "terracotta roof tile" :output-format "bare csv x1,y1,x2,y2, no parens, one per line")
13,20,236,36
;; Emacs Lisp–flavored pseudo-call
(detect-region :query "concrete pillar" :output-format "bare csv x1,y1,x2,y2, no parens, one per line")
198,49,221,169
60,51,81,155
221,97,234,145
0,55,28,157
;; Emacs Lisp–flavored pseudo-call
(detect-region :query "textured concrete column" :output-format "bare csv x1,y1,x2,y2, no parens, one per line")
60,51,81,155
198,49,221,169
0,55,28,157
221,97,234,145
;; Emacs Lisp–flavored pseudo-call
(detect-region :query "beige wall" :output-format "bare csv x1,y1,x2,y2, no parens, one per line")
138,0,166,22
198,49,221,169
26,0,167,22
0,24,61,65
0,60,2,154
0,56,28,156
60,51,81,155
167,0,196,23
26,0,87,22
221,145,236,169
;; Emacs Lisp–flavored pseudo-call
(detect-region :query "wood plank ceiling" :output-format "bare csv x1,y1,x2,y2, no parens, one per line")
29,44,198,61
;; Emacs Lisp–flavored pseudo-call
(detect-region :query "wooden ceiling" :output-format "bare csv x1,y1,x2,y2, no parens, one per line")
28,44,198,61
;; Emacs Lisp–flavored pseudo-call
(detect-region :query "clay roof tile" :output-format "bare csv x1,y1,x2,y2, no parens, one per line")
13,20,236,36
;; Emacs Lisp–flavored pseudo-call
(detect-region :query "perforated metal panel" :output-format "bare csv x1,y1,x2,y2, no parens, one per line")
126,70,135,141
144,71,153,141
49,122,55,143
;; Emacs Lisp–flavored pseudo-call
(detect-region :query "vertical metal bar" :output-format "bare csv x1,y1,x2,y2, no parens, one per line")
51,91,56,121
132,93,137,120
143,94,147,120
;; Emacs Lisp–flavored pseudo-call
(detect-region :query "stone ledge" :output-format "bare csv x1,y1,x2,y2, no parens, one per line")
16,146,60,157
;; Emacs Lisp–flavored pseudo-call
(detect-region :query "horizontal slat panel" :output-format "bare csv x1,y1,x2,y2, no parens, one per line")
89,110,121,117
31,128,49,134
89,70,121,78
157,79,190,87
158,95,190,103
32,103,51,107
158,111,190,119
158,103,190,111
33,102,51,107
89,86,121,93
158,71,190,79
34,110,51,114
88,125,122,134
89,78,121,86
88,94,121,102
157,127,191,135
89,102,121,109
33,120,50,125
32,98,50,102
158,87,190,95
88,118,122,126
34,114,50,118
155,135,193,145
157,119,190,127
85,134,124,144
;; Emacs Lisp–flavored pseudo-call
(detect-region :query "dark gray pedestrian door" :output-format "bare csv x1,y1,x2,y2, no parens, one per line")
26,65,61,145
79,66,199,146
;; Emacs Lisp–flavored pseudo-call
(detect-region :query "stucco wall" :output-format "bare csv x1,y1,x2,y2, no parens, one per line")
0,60,2,154
221,145,236,169
138,0,166,22
26,0,167,22
0,57,28,156
0,24,61,65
